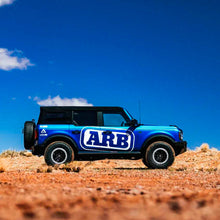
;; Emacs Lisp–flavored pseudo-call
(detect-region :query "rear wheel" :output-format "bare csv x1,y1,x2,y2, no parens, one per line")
143,141,175,169
44,141,74,166
24,121,35,150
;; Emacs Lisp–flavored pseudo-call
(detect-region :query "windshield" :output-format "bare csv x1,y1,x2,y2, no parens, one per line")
123,108,133,120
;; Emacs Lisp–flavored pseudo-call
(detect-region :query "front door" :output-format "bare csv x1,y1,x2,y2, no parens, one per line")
80,111,135,152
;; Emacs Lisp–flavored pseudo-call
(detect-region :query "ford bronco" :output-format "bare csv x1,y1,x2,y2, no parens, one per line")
23,106,187,169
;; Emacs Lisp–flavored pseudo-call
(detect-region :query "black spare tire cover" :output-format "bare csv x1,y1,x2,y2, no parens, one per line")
24,121,35,149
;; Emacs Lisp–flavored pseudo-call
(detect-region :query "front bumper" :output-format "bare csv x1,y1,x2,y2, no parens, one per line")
174,141,187,155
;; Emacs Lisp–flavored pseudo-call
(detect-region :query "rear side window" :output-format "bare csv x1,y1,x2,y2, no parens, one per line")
39,111,72,124
73,111,97,126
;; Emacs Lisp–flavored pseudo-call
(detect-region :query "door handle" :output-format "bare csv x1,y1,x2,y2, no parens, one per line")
103,130,112,135
72,130,81,134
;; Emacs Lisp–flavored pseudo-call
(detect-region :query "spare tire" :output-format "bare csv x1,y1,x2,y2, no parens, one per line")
24,121,36,149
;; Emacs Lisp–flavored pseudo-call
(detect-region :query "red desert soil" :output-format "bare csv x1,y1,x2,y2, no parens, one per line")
0,144,220,220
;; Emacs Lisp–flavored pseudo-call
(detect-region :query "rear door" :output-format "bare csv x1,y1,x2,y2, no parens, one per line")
69,110,99,151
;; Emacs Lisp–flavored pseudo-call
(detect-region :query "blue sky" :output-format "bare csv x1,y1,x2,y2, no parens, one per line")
0,0,219,151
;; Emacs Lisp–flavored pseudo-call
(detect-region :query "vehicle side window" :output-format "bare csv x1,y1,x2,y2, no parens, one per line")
73,111,97,126
41,111,72,124
103,113,127,127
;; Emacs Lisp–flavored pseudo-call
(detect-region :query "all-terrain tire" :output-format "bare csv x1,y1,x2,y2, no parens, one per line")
44,141,74,166
24,121,36,150
144,141,175,169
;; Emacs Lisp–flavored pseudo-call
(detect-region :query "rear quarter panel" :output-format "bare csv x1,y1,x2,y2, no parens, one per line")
37,124,72,145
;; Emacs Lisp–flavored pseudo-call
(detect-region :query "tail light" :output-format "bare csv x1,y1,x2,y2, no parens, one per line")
35,129,38,139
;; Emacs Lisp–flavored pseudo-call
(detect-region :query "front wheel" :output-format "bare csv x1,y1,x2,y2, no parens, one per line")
143,141,175,169
142,158,153,169
44,141,74,166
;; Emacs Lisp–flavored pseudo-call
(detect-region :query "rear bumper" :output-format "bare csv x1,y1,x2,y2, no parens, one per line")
31,141,44,156
174,141,187,155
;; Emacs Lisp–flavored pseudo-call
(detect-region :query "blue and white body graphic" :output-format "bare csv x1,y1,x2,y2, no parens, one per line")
80,127,135,151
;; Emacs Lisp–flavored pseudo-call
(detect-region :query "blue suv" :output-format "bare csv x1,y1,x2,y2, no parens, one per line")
24,106,187,169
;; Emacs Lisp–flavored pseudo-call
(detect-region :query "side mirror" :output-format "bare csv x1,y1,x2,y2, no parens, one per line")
129,119,138,127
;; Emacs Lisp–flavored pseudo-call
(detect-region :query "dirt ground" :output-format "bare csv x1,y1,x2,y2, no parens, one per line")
0,144,220,220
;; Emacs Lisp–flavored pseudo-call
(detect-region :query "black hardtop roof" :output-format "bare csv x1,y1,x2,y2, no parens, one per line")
40,106,125,111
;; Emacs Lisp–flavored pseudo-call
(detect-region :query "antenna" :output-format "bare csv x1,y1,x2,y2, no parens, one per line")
138,100,141,124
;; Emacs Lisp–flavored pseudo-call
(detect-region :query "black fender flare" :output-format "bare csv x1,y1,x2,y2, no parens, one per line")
141,134,176,155
42,135,78,154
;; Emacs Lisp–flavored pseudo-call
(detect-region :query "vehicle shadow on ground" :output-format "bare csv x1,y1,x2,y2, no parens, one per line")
114,168,149,170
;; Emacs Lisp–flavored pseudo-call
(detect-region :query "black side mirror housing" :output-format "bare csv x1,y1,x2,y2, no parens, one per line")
127,119,138,127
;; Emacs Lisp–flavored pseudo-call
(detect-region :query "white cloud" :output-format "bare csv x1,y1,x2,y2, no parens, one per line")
0,48,34,71
0,0,15,7
34,95,93,106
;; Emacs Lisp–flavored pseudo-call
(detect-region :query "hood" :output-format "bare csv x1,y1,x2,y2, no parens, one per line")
137,124,181,132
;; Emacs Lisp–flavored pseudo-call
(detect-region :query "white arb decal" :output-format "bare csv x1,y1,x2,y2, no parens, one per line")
39,125,48,128
80,128,135,151
40,129,47,136
41,129,46,134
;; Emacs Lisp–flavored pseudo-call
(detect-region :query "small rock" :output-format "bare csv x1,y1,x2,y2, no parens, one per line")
36,168,43,173
106,190,116,194
63,186,71,192
136,185,143,189
47,167,53,173
197,200,206,208
51,211,70,219
168,200,182,213
130,189,139,195
23,211,36,218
